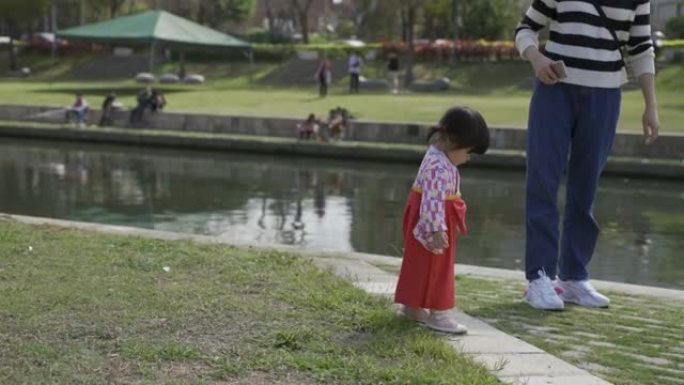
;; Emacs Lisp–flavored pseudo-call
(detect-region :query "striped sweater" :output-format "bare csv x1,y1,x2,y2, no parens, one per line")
515,0,655,88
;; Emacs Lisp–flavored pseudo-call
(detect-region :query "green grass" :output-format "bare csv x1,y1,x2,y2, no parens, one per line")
0,218,499,385
1,60,683,132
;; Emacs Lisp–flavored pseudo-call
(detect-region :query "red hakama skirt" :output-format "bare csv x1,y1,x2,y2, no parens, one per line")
394,187,468,311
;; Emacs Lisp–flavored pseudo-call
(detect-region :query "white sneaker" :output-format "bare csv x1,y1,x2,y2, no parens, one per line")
557,280,610,308
524,270,565,310
425,311,468,335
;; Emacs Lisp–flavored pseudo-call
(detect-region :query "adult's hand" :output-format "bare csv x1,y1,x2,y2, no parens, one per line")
638,73,659,145
525,47,560,85
642,106,660,145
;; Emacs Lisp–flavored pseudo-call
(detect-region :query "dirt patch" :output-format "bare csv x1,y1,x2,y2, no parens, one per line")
222,372,322,385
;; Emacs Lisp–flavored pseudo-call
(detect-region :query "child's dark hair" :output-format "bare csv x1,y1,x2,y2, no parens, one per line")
427,106,489,155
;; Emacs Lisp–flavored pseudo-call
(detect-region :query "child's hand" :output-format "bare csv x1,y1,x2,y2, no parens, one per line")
427,231,449,255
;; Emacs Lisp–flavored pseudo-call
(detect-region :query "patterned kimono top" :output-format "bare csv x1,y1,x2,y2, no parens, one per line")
412,145,461,248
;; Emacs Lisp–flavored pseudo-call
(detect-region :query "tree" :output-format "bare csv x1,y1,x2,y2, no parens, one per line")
198,0,254,28
399,0,421,86
0,0,51,70
666,15,684,38
291,0,315,43
262,0,296,41
459,0,517,40
85,0,126,19
353,0,398,41
422,0,451,39
104,0,126,17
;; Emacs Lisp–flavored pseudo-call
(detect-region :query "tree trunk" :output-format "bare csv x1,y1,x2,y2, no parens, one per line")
9,36,18,71
404,5,415,87
400,8,408,43
178,50,186,78
299,10,309,43
79,0,86,25
110,0,121,18
265,0,275,38
292,0,312,44
149,41,156,73
51,2,58,61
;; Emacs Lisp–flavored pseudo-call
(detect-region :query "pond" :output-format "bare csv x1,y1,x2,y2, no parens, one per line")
1,138,682,289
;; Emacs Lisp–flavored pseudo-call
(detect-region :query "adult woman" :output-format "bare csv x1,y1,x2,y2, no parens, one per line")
516,0,660,310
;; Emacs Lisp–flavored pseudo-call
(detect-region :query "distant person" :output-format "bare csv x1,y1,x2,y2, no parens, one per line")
348,51,363,94
327,108,348,141
394,107,490,335
149,89,166,112
387,51,400,94
315,54,333,97
297,113,320,140
129,86,153,124
65,93,89,128
99,93,117,127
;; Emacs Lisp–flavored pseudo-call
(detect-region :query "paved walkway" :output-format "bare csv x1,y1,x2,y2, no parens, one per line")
8,215,684,385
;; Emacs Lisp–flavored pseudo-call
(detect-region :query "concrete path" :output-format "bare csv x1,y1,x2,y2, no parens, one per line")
339,251,684,302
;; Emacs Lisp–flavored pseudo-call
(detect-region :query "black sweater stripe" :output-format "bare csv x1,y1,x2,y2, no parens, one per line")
532,0,557,19
549,31,620,50
521,15,545,31
544,51,625,72
628,36,651,46
558,0,637,11
628,44,652,56
634,14,650,25
556,12,633,33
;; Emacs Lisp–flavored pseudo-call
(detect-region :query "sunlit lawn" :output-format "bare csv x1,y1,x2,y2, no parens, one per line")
2,62,683,132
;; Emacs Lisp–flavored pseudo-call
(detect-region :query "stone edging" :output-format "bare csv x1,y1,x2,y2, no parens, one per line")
1,123,682,179
1,104,683,160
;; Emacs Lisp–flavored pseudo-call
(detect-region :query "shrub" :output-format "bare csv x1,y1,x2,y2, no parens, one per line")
666,15,684,39
381,39,519,62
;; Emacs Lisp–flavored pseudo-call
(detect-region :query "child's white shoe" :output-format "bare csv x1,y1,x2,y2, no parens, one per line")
425,311,468,335
398,306,429,324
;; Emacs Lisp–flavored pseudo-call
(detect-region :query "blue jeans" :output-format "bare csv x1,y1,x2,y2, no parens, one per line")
525,81,621,281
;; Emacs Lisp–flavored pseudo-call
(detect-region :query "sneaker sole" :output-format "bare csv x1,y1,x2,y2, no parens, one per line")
561,297,610,308
523,297,565,311
425,324,468,335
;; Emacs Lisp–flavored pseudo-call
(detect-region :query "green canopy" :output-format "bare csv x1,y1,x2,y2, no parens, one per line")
57,10,250,48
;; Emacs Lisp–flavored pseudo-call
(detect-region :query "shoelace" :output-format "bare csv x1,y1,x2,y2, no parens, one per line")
534,270,560,302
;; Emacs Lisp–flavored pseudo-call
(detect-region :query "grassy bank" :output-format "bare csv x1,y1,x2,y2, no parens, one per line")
1,61,683,132
0,219,498,385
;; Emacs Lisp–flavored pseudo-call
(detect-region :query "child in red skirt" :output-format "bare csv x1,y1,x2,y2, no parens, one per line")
394,106,489,334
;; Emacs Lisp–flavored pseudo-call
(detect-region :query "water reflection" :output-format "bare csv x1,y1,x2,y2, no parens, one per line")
1,138,682,289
